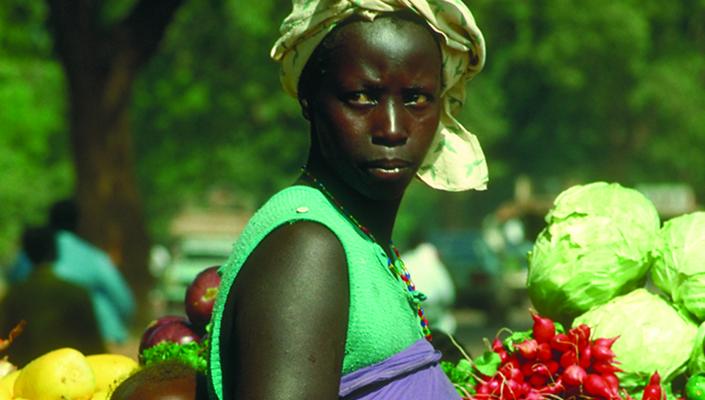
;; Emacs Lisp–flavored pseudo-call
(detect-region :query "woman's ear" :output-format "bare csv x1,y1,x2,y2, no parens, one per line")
299,98,311,120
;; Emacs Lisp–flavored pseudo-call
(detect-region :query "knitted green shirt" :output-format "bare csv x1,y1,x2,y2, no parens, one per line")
207,185,424,398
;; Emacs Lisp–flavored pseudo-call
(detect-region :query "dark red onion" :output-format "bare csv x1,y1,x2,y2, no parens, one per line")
139,318,199,356
138,315,189,355
184,265,221,334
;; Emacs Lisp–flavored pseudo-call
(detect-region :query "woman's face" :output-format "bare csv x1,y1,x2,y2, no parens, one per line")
307,17,442,200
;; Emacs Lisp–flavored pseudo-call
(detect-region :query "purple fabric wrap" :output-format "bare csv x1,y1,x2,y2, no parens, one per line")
339,339,461,399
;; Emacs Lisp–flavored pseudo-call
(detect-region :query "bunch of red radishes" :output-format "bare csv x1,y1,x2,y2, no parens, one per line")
468,313,665,400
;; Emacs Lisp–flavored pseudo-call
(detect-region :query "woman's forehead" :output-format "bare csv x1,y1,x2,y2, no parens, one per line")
323,17,441,65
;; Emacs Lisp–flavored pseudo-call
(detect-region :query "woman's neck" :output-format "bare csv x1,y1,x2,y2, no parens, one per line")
297,161,402,247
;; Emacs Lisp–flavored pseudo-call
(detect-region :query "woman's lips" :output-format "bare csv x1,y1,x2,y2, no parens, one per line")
362,159,412,180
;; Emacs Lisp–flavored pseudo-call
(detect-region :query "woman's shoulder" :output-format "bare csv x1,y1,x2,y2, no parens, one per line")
241,219,346,280
232,185,358,261
251,185,337,223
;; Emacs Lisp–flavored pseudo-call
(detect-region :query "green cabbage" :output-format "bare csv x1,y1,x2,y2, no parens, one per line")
678,273,705,321
527,182,660,324
651,212,705,320
574,289,697,389
688,321,705,376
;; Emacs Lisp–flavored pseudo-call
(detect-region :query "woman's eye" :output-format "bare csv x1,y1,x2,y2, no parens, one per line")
404,93,432,106
345,92,376,106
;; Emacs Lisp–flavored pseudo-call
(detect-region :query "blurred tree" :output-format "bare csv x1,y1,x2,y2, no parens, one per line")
132,0,307,242
0,2,72,263
44,0,186,312
473,0,705,197
2,0,705,274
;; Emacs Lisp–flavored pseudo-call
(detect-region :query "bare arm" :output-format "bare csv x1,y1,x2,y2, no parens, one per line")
219,221,349,399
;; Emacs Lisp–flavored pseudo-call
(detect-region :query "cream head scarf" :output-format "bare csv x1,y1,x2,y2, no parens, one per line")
271,0,488,191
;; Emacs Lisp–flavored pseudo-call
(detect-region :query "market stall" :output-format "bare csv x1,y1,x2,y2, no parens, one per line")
2,181,704,400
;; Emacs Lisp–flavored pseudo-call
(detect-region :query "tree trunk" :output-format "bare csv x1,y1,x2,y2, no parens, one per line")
68,67,152,316
47,0,185,328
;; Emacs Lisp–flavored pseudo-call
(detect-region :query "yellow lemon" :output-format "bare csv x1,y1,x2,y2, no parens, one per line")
0,370,19,399
86,354,138,392
14,347,96,400
90,389,110,400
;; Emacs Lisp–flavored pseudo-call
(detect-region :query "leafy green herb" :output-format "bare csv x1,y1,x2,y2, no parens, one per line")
140,340,208,373
442,359,477,397
503,329,532,352
472,351,501,377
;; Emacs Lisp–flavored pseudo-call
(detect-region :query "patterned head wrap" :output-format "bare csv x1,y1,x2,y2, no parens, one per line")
271,0,488,191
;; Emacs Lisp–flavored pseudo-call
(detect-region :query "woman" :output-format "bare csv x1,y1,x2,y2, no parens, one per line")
208,0,488,398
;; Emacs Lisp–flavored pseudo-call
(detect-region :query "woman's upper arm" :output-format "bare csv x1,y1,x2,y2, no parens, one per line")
222,220,349,400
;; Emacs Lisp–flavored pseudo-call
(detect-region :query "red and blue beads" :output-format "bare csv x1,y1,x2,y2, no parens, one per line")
388,254,433,341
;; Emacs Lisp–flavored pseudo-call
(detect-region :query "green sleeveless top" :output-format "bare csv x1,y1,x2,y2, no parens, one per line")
207,185,424,398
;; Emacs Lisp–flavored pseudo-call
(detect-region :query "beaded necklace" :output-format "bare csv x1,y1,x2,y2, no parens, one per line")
301,168,432,341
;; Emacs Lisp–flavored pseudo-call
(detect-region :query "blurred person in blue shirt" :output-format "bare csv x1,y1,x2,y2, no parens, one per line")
0,226,106,365
6,199,136,344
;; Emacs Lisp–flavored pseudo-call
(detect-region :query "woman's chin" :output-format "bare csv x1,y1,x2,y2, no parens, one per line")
358,176,413,201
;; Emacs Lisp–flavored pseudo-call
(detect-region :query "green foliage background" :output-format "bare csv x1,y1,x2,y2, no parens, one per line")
0,2,73,261
1,0,704,263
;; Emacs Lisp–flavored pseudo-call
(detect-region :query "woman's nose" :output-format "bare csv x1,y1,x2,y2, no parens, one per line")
371,99,408,147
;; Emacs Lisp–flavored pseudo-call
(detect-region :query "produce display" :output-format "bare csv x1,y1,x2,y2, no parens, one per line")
453,181,705,400
137,265,221,373
573,289,697,389
0,265,221,399
527,182,660,325
649,212,705,321
442,312,668,400
2,180,704,399
0,347,137,400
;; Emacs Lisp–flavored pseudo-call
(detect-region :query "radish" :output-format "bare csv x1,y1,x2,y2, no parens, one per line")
508,367,524,383
592,343,616,361
648,371,662,386
517,339,539,360
560,349,578,369
499,363,519,381
531,313,556,343
570,324,591,349
520,383,532,397
592,360,623,375
545,360,559,375
531,363,551,378
579,343,592,369
602,373,620,393
551,333,574,352
500,378,522,400
528,373,547,388
537,342,553,362
486,378,501,394
584,373,619,399
642,372,664,400
525,390,543,400
492,337,503,351
520,362,534,377
495,349,509,363
539,378,565,395
561,364,587,387
593,336,619,348
475,382,491,395
505,355,521,369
